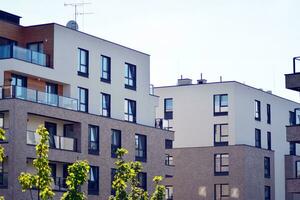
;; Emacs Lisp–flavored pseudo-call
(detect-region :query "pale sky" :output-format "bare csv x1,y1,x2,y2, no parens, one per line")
2,0,300,102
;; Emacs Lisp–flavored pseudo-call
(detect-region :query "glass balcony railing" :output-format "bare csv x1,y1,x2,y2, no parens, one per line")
155,118,172,130
27,130,77,152
0,86,78,111
0,44,49,67
0,172,8,188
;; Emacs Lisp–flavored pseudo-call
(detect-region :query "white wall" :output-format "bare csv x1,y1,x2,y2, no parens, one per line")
154,81,300,200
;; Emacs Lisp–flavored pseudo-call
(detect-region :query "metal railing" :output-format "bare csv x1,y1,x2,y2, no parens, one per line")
0,44,49,67
0,172,8,188
0,85,78,111
52,177,67,191
27,130,77,152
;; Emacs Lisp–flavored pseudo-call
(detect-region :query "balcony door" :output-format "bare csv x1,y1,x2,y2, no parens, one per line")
11,74,27,99
45,82,58,106
45,122,57,148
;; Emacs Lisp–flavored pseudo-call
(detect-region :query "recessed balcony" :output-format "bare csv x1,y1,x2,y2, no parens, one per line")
0,85,78,111
287,108,300,142
286,178,300,193
0,44,49,67
285,57,300,92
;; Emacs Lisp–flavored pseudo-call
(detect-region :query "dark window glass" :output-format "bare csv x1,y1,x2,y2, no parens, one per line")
0,113,4,129
88,125,99,155
264,186,271,200
45,82,58,106
214,94,228,116
255,100,261,121
137,172,147,191
267,104,271,124
78,87,88,112
165,154,174,166
264,157,271,178
101,93,111,117
111,129,121,158
267,132,271,150
45,122,57,149
290,111,296,125
101,55,111,83
111,168,116,195
165,140,173,149
88,166,99,195
290,142,296,155
214,124,228,146
27,42,44,53
255,129,261,148
164,98,173,119
124,63,136,90
214,184,229,200
124,99,136,123
165,186,174,200
78,48,89,77
214,153,229,176
296,161,300,178
135,134,147,162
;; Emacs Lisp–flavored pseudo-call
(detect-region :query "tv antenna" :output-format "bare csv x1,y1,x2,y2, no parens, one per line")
64,1,93,30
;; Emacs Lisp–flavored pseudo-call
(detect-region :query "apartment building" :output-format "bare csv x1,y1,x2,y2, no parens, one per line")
0,10,174,200
154,78,300,200
285,57,300,200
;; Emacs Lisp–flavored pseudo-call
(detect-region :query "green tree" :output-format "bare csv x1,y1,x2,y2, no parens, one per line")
0,128,6,200
18,125,55,200
61,160,90,200
109,148,165,200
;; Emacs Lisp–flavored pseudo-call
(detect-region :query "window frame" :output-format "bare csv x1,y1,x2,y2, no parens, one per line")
214,153,229,176
78,87,88,112
255,129,261,148
165,139,173,149
165,154,174,166
290,142,296,156
101,55,111,83
214,124,229,146
164,98,173,120
214,184,230,200
124,63,136,90
264,186,271,200
88,125,99,155
88,166,99,195
77,48,89,77
213,94,228,116
267,104,271,124
267,132,271,150
111,129,121,158
137,172,147,191
165,185,174,200
124,99,136,123
135,134,147,162
296,161,300,178
101,92,111,117
264,157,271,178
111,168,117,195
255,100,261,121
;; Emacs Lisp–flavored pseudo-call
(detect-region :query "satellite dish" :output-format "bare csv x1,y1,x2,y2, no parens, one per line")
66,20,79,30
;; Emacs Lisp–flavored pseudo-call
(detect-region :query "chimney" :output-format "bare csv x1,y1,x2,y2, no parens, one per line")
197,73,207,84
177,76,192,86
0,10,21,25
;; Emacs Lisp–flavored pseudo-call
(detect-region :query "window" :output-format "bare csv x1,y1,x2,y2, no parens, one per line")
164,98,173,119
290,111,296,125
165,154,174,166
264,186,271,200
101,93,111,117
111,168,116,195
165,140,173,149
88,125,99,155
78,48,89,77
137,172,147,191
264,157,271,178
11,73,27,99
165,186,174,200
0,113,4,128
255,129,261,148
267,104,271,124
124,99,136,123
101,55,111,83
88,166,99,195
45,82,58,106
214,184,229,200
296,161,300,178
255,100,261,121
27,42,44,53
111,129,121,158
214,154,229,176
267,132,271,150
214,124,228,146
135,134,147,162
290,142,296,155
214,94,228,116
78,87,88,112
0,162,4,186
124,63,136,90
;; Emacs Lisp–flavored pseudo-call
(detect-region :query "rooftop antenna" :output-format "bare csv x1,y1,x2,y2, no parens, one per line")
200,73,203,80
220,76,222,82
64,1,93,31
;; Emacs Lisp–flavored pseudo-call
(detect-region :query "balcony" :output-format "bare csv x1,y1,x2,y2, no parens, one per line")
27,130,77,152
0,85,78,111
286,178,300,193
0,172,8,188
286,57,300,91
155,118,172,130
287,108,300,142
0,44,49,67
